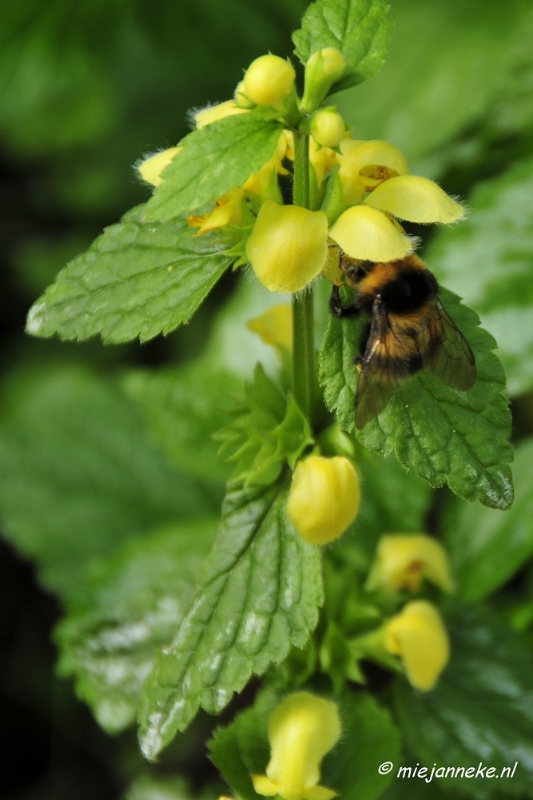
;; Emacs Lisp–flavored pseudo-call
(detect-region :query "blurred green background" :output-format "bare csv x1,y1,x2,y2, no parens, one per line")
2,0,533,798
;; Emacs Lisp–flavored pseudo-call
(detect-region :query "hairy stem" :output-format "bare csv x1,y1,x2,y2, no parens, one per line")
292,133,315,422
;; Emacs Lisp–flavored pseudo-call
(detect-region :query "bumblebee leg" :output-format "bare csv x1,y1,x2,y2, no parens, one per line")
329,285,360,318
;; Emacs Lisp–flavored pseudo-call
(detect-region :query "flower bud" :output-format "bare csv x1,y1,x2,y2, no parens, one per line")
137,146,182,187
246,201,328,293
301,48,348,113
311,108,346,148
194,100,248,129
251,692,341,800
244,55,296,108
369,534,454,594
287,455,360,545
384,600,450,691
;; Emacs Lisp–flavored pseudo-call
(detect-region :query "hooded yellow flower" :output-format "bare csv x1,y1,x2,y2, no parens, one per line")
338,139,409,204
247,304,293,357
287,455,360,545
187,187,244,235
246,201,328,293
384,600,450,691
326,137,464,264
251,692,341,800
369,534,454,594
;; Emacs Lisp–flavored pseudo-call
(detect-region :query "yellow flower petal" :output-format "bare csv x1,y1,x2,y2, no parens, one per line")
328,206,413,262
252,776,279,796
309,138,338,186
320,247,343,286
338,139,408,203
194,100,248,129
339,138,409,174
266,692,341,800
287,455,360,545
372,534,454,593
246,201,328,293
247,304,293,355
187,187,243,234
137,146,182,187
365,175,465,223
385,600,450,691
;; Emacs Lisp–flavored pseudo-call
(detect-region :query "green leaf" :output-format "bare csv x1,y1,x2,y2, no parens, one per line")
216,364,314,487
319,287,513,509
427,157,533,397
333,0,533,168
293,0,393,91
56,520,216,734
123,363,243,483
26,204,232,344
0,365,214,601
393,604,533,798
209,688,400,800
138,478,323,760
144,112,284,222
442,439,533,601
355,451,432,564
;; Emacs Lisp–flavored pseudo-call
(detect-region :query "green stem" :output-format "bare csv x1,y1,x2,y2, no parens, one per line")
292,133,315,422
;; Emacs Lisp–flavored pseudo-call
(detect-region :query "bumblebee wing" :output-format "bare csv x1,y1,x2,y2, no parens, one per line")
354,297,412,429
423,299,476,391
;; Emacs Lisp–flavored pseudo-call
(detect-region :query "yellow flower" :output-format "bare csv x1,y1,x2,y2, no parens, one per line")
364,175,465,223
384,601,450,691
243,54,296,108
287,455,360,545
187,187,244,235
369,534,454,593
337,139,409,204
137,146,183,187
251,692,341,800
328,205,414,262
242,132,290,201
246,201,328,293
194,100,248,129
247,304,293,357
311,108,346,149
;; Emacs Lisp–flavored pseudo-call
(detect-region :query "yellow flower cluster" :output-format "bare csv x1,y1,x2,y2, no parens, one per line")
371,534,453,691
137,47,465,297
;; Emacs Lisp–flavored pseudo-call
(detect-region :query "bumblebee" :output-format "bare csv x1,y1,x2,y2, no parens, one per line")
330,253,476,429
